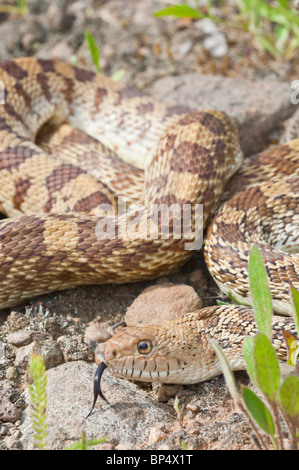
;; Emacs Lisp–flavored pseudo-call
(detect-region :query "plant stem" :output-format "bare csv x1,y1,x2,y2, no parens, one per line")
283,414,298,450
269,401,285,450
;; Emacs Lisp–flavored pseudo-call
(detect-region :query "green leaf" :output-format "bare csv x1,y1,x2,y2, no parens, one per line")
290,285,299,339
280,375,299,421
253,332,280,402
242,387,275,437
154,5,204,19
84,31,101,72
248,245,273,339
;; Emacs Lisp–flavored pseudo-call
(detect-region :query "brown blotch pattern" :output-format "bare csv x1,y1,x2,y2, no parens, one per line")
179,111,226,136
38,59,56,73
0,117,12,132
94,87,108,109
61,76,75,104
14,82,31,107
0,146,35,171
73,191,112,214
13,177,31,210
4,102,23,122
45,163,85,194
75,67,95,82
0,61,28,80
170,142,213,175
227,185,269,212
36,73,52,101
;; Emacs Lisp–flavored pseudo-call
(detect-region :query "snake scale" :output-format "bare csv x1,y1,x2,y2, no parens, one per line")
0,58,298,389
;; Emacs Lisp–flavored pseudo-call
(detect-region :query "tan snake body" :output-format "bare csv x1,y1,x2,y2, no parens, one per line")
0,58,298,385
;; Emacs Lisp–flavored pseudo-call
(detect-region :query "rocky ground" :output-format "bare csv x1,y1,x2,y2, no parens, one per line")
0,0,298,450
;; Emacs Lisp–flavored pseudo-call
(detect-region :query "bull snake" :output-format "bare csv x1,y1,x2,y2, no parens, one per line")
0,58,298,388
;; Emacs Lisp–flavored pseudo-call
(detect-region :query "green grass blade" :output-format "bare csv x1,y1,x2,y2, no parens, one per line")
210,339,242,405
84,31,101,72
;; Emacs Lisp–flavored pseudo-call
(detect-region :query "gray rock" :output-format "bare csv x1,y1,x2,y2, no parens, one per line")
19,361,174,450
152,74,296,156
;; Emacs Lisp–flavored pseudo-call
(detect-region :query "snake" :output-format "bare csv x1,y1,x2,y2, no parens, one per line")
0,58,298,402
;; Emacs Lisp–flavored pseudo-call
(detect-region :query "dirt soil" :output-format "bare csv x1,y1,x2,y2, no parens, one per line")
0,0,298,451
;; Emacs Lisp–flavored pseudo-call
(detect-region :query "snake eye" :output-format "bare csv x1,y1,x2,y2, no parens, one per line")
137,340,153,354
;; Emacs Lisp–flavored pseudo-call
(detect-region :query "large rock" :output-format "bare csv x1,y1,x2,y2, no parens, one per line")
125,283,202,326
152,73,296,156
19,361,175,450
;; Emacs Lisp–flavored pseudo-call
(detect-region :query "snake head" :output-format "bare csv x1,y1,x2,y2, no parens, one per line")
94,320,210,385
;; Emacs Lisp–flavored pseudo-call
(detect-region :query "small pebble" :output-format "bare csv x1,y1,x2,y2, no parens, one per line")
6,366,18,381
84,323,112,345
0,395,21,423
0,425,8,436
148,426,168,445
7,330,33,347
186,403,200,413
